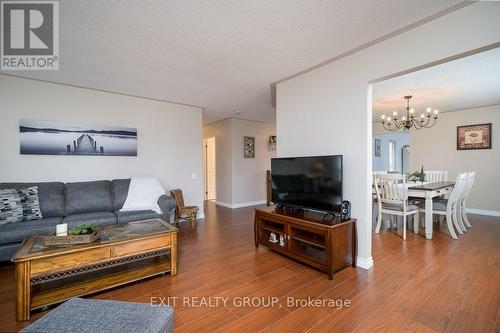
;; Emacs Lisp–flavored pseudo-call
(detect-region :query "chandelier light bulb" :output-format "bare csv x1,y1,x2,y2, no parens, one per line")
381,114,385,119
410,108,414,114
434,109,439,115
420,113,425,118
393,111,397,116
427,107,431,113
402,116,406,121
387,117,391,122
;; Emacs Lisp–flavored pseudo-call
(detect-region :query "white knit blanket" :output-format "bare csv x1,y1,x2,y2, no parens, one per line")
120,177,165,214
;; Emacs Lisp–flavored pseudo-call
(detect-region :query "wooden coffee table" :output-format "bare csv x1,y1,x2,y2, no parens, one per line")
11,218,178,321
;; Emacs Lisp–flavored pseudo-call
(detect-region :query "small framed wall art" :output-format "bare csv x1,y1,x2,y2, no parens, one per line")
457,123,492,150
374,138,381,157
244,136,255,158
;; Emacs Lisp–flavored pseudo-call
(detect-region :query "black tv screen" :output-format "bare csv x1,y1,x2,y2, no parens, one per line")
271,155,342,213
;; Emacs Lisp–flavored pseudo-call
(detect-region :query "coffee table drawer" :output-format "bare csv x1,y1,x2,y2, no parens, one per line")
31,247,111,276
111,235,171,257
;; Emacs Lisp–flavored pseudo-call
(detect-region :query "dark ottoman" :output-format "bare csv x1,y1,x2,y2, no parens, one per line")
21,298,174,333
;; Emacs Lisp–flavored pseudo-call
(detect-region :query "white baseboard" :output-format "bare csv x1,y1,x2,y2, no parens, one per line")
466,208,500,217
216,200,267,209
356,256,374,270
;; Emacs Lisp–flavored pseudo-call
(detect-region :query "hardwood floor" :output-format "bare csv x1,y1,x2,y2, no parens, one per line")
0,201,499,332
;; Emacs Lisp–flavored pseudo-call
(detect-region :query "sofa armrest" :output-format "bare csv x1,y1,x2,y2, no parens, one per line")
158,194,177,224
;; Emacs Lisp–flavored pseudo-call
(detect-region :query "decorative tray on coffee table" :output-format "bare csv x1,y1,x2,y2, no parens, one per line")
41,231,101,246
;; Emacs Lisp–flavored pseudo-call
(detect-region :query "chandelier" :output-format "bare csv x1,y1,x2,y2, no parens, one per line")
381,95,438,131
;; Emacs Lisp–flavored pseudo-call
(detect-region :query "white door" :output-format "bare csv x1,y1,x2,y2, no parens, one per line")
205,137,216,200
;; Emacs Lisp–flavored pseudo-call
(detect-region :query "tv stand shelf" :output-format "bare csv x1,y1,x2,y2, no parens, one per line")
254,206,356,280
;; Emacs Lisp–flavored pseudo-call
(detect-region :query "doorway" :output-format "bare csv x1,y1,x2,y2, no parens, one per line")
204,137,216,201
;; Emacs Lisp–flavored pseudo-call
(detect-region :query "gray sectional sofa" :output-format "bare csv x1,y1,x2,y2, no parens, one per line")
0,179,176,261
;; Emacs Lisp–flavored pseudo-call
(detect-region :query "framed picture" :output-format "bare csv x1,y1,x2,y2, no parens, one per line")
457,123,492,150
19,119,137,156
244,136,255,158
374,138,381,157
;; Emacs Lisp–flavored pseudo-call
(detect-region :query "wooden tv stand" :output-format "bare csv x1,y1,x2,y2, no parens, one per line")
254,206,356,280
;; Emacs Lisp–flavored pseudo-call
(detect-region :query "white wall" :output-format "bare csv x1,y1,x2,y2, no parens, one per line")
409,105,500,213
0,75,204,216
230,119,276,206
276,2,500,269
203,118,276,208
372,133,409,172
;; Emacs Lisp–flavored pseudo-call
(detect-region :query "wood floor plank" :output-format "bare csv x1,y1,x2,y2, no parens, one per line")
176,307,239,333
214,306,290,333
409,272,474,332
308,258,425,332
445,309,496,333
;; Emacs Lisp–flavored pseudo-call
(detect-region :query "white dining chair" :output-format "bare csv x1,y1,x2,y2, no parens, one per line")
374,173,419,240
424,170,448,182
459,171,476,229
418,173,467,239
372,171,388,220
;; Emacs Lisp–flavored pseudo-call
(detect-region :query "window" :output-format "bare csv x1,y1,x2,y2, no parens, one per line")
388,140,396,172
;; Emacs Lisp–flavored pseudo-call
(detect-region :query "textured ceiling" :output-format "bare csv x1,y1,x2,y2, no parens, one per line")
373,47,500,122
3,0,464,124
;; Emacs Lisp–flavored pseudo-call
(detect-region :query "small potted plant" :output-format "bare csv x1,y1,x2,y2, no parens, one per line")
408,166,425,183
69,223,98,235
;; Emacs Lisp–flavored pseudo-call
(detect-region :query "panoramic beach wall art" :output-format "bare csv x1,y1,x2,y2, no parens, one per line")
19,119,138,156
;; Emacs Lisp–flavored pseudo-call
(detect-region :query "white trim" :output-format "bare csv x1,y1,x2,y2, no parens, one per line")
466,208,500,217
215,201,233,208
356,256,374,270
216,200,267,209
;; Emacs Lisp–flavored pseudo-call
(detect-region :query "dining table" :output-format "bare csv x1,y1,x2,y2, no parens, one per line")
406,181,455,239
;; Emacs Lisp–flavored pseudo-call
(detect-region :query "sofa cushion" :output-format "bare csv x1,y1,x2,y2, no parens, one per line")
112,179,131,211
63,212,117,227
0,217,62,244
0,188,27,224
0,187,43,224
0,182,65,218
114,210,160,224
65,181,114,215
417,198,448,211
0,242,23,262
382,203,420,212
20,297,175,333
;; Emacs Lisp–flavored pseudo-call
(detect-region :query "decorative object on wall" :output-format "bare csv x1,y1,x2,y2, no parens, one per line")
244,136,255,158
267,135,277,151
457,123,492,150
381,95,438,132
374,138,381,157
19,119,137,156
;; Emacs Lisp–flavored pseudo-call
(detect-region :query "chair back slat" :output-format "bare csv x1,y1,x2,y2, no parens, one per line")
424,170,448,182
462,171,476,200
374,173,406,206
170,189,185,210
448,173,467,205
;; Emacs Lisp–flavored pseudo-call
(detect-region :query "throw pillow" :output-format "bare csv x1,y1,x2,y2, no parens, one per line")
0,187,43,225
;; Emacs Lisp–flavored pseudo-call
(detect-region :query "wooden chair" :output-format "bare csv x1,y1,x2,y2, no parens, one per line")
374,173,419,240
424,170,448,182
170,189,199,229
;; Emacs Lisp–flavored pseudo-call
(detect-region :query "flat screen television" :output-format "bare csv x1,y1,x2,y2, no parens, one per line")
271,155,342,213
